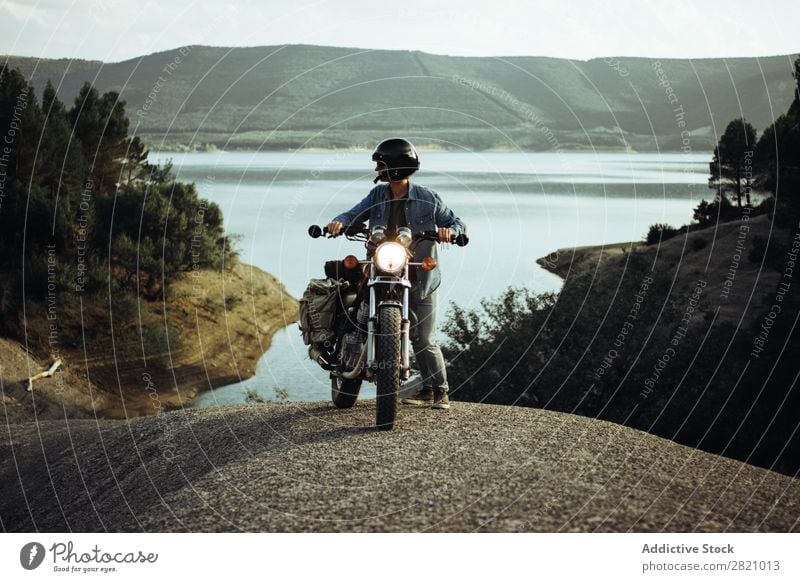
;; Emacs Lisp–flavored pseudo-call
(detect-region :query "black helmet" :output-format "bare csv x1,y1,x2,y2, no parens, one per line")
371,138,420,183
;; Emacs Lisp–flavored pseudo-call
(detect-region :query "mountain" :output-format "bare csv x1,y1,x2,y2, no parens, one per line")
2,401,797,532
4,44,798,150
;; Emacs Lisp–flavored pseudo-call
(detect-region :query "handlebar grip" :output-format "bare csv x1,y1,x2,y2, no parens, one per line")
419,231,469,246
308,225,324,238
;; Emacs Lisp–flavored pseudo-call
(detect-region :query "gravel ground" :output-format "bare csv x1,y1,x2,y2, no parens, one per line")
1,401,798,532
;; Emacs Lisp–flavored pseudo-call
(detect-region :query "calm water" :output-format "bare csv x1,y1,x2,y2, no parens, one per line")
149,150,710,406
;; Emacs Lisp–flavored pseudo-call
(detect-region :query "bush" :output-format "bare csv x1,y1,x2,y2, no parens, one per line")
645,223,678,245
693,195,738,227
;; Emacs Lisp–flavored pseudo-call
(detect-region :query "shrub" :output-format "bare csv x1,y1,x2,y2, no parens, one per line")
645,223,678,245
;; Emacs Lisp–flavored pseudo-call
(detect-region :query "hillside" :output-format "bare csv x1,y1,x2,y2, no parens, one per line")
1,401,797,532
0,262,298,423
520,212,800,475
537,214,785,340
4,45,797,150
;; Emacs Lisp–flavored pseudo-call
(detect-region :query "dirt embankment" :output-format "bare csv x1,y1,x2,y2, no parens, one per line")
1,401,797,532
0,262,298,423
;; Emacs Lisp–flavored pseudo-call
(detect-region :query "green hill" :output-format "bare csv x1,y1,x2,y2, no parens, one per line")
5,44,798,150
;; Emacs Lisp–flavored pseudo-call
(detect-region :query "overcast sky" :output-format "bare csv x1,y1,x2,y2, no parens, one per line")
1,0,798,62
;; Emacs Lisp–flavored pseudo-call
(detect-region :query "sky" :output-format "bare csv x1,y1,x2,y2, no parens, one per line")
1,0,798,62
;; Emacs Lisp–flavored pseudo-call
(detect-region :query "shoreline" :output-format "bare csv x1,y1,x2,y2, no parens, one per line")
536,240,644,280
102,261,300,417
150,145,712,155
0,262,299,423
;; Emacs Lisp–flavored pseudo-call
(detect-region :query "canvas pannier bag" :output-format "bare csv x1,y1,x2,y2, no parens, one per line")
298,278,350,346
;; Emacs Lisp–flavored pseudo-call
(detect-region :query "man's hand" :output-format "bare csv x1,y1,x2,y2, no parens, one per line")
326,221,344,237
437,227,454,244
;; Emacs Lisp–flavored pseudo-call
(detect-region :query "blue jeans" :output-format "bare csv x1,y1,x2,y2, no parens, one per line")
409,288,449,394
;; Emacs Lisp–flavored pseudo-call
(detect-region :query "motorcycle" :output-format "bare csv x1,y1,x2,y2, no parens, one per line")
307,223,469,430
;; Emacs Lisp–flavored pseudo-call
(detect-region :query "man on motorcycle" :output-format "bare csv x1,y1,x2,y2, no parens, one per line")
326,138,466,410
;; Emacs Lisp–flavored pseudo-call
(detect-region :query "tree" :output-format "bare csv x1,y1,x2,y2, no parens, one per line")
122,136,149,184
69,84,129,193
788,56,800,118
692,194,736,227
39,81,87,247
0,71,237,348
709,118,757,207
754,114,800,198
0,67,44,254
645,223,678,245
753,57,800,204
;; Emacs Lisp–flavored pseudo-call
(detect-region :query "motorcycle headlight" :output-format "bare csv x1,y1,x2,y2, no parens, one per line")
396,226,412,248
370,225,386,244
374,242,408,274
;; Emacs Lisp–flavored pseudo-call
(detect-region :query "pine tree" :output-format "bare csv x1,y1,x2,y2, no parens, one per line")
69,83,129,193
754,57,800,203
39,81,87,247
709,118,757,207
0,67,44,253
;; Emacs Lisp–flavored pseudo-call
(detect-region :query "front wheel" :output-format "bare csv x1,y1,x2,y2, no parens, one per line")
375,304,402,430
331,376,361,409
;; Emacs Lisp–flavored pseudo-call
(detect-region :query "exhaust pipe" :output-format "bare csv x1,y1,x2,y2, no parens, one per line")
342,344,367,379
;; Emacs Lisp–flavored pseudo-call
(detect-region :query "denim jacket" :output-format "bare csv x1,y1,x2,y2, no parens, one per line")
332,182,466,300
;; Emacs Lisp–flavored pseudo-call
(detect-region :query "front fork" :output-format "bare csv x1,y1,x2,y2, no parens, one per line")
366,285,411,381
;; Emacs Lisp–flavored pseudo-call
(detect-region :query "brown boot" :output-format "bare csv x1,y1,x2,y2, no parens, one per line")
431,391,450,410
401,388,434,406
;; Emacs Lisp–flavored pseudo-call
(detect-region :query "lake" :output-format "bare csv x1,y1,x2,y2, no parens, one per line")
149,150,710,406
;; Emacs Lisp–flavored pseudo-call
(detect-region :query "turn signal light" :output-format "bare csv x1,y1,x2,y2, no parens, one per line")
343,255,359,269
421,256,437,271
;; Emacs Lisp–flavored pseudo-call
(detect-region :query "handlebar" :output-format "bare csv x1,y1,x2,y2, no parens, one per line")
308,224,368,238
307,224,469,247
417,230,470,247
